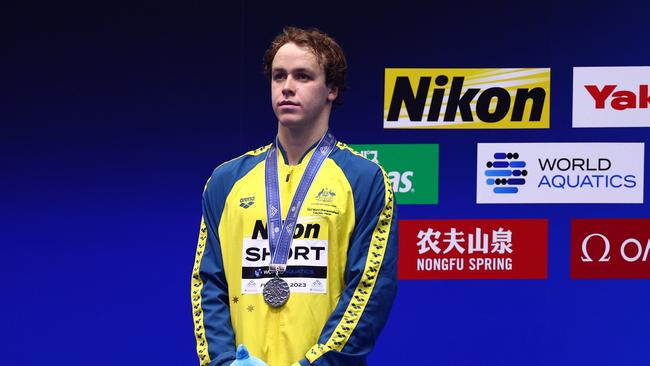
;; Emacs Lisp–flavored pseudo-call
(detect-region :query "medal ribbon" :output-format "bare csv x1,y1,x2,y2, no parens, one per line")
264,131,336,274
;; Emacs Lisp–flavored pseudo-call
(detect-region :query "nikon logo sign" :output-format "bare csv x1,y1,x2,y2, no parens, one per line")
384,68,551,129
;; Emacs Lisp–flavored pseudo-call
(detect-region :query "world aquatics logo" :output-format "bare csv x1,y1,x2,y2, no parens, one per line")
484,152,528,194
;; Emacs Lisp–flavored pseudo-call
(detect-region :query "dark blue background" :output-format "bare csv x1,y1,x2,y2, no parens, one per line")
2,1,649,365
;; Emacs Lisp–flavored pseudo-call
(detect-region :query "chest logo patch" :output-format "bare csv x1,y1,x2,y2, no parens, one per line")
240,196,255,209
315,188,336,202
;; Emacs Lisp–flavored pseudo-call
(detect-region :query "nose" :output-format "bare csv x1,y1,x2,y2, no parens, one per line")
282,76,295,97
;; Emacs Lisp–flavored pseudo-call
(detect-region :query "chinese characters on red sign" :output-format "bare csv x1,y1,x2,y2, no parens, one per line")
399,219,548,279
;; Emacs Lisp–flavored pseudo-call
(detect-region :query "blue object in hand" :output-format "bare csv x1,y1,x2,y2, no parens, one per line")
230,344,268,366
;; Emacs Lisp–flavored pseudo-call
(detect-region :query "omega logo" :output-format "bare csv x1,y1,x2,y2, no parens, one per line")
581,233,650,263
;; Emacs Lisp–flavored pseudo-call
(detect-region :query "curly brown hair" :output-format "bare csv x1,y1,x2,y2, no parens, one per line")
263,26,347,104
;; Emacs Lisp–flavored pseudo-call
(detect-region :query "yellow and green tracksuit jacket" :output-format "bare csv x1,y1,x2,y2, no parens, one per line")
191,141,398,366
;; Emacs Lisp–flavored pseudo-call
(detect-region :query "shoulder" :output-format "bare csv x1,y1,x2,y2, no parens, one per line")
330,142,394,222
330,142,387,184
205,143,271,196
329,142,390,204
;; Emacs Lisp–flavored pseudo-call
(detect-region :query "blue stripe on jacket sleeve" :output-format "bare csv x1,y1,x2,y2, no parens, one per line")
196,151,267,366
300,146,398,365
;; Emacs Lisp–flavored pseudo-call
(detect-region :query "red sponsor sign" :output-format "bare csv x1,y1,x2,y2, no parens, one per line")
399,219,547,280
571,218,650,279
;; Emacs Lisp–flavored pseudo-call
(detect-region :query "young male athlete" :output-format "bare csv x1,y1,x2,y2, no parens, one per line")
191,27,398,366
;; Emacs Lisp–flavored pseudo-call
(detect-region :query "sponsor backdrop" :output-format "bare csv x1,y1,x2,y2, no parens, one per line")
2,2,650,366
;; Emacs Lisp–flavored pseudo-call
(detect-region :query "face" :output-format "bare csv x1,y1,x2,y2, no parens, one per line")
271,42,338,129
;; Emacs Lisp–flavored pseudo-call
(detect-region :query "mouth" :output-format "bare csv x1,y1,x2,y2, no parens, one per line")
278,100,300,107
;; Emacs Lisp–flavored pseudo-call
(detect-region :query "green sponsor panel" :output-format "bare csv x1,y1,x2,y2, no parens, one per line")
350,144,439,204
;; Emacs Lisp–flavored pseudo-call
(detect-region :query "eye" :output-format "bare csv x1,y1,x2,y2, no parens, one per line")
272,72,286,81
296,73,311,81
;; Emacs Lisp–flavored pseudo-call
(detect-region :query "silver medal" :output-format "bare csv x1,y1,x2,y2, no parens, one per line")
263,277,290,308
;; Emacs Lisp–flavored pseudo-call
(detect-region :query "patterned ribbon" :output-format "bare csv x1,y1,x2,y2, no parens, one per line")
264,131,336,273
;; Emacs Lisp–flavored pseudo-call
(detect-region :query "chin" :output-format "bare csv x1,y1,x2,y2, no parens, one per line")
277,116,305,128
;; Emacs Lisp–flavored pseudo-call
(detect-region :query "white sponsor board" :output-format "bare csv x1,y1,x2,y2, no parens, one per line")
573,66,650,128
240,238,328,294
477,143,644,203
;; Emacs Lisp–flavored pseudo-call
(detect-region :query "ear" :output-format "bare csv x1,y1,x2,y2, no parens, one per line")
327,86,338,102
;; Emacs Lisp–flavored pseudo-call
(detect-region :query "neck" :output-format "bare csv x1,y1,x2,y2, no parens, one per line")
277,123,328,165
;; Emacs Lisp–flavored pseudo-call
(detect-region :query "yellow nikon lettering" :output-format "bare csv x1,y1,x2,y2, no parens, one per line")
384,68,550,129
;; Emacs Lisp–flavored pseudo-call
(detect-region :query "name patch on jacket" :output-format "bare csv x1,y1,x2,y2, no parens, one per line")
241,218,328,294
